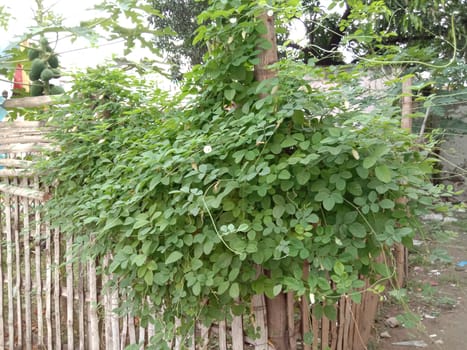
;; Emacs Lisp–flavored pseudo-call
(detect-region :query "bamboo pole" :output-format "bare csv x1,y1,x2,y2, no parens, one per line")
0,158,34,168
301,262,312,350
128,315,136,345
139,325,146,350
22,178,32,350
5,183,14,350
13,178,23,349
34,177,44,348
336,297,345,350
111,288,120,350
0,183,46,201
287,292,296,350
66,235,74,349
321,315,329,350
231,301,244,350
78,260,85,350
218,319,228,350
88,259,100,350
3,95,58,109
102,259,111,350
0,197,4,348
53,228,61,348
120,314,128,350
45,222,53,350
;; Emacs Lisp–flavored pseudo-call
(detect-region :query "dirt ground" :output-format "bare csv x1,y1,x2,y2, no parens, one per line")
370,209,467,350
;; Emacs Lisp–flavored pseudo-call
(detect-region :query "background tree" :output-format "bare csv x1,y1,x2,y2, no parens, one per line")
147,0,209,80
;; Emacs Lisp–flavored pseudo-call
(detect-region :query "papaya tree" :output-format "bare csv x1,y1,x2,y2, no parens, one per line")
40,0,448,349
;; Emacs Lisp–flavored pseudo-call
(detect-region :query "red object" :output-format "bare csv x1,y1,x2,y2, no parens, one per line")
13,64,29,92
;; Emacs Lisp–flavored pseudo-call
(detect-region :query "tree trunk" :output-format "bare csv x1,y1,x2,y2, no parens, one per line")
254,10,291,350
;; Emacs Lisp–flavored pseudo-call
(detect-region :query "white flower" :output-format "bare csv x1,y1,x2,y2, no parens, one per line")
229,17,237,24
267,10,274,17
203,145,212,154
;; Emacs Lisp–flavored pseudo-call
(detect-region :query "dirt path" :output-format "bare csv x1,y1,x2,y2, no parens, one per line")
371,210,467,350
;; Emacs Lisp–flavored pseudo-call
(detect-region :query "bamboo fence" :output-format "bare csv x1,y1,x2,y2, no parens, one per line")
0,120,386,350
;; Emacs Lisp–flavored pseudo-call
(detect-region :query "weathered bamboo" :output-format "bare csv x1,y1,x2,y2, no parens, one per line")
231,302,244,350
128,314,137,345
0,169,35,177
22,178,32,350
88,259,100,350
311,314,318,350
218,319,228,350
321,315,329,350
139,326,146,350
287,292,296,350
34,177,44,348
45,222,53,350
199,322,210,350
78,261,86,350
120,314,128,350
66,235,74,349
0,136,48,144
0,158,34,168
111,281,121,349
3,95,58,109
0,199,4,348
102,259,111,350
13,178,23,349
0,143,57,154
301,261,312,350
5,185,14,350
53,228,61,348
0,183,46,200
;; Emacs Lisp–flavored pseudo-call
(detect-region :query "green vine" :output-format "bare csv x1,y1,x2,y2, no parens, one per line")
39,0,449,348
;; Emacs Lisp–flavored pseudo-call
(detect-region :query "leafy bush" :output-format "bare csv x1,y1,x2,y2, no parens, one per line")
40,1,444,346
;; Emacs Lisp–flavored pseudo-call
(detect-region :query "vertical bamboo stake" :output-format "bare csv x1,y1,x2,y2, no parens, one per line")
128,315,136,345
301,262,312,350
120,314,128,350
78,261,85,350
53,227,61,349
138,326,145,350
102,258,111,350
0,196,5,348
287,292,296,350
218,319,228,350
401,77,413,130
336,297,345,350
252,265,268,350
66,235,74,350
22,178,32,350
45,222,52,350
13,179,22,348
111,285,121,349
5,183,14,350
88,259,100,350
198,322,210,350
173,317,181,350
34,176,44,347
321,315,329,350
231,300,244,350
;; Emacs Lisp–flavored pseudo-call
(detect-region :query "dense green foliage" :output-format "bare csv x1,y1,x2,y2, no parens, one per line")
40,0,448,347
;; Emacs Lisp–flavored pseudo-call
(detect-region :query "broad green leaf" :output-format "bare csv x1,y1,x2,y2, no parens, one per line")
165,251,183,264
375,165,392,183
379,199,395,209
348,222,366,238
363,156,377,169
323,197,335,211
229,282,240,298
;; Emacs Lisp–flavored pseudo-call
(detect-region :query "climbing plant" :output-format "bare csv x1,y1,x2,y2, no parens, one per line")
40,0,449,348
